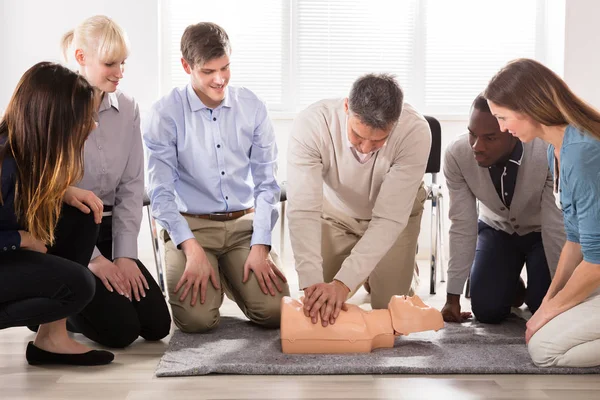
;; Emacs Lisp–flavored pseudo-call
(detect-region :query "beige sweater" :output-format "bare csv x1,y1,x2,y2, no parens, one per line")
287,99,431,291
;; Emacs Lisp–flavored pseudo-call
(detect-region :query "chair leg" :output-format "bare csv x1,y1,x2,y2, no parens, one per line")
280,201,286,260
465,276,471,299
430,194,438,295
146,206,165,294
438,193,446,283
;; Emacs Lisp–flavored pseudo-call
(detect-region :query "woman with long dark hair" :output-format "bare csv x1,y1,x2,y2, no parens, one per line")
0,62,113,365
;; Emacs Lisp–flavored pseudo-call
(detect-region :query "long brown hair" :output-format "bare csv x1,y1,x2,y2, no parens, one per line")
0,62,96,245
484,58,600,141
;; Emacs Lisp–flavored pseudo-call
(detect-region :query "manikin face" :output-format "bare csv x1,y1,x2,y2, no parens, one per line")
343,98,392,154
76,49,125,93
468,108,517,168
487,101,542,143
182,55,231,108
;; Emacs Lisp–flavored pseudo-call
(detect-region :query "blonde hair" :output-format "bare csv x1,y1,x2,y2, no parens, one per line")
484,58,600,141
61,15,130,63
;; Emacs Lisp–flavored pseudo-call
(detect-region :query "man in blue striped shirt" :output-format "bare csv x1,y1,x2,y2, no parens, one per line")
143,22,289,333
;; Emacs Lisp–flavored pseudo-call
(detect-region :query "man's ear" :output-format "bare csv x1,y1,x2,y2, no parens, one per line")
343,98,350,115
181,57,192,75
75,49,86,66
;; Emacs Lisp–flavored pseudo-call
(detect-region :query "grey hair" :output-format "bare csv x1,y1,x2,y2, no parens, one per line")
348,73,404,130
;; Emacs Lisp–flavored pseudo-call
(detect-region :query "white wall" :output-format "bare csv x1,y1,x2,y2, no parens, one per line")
0,0,160,112
564,0,600,108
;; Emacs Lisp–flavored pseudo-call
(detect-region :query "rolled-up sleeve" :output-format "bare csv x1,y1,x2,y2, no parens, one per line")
567,145,600,263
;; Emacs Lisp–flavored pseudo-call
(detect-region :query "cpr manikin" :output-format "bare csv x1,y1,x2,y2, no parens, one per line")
280,295,444,354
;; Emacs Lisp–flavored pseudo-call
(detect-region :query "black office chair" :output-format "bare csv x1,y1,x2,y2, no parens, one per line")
424,115,446,295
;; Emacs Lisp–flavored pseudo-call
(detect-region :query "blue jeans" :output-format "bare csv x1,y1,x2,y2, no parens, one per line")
470,220,551,324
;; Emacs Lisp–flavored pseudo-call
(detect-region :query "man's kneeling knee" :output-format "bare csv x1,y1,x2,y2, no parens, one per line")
246,301,282,329
174,312,220,333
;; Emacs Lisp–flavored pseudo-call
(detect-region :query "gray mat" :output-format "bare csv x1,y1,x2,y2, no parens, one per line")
156,315,600,376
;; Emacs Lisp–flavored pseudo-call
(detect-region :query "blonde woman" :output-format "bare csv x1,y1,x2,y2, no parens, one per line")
0,62,113,365
58,16,170,348
485,58,600,368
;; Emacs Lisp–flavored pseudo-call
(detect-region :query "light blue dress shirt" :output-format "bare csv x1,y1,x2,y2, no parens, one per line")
143,84,280,247
548,125,600,264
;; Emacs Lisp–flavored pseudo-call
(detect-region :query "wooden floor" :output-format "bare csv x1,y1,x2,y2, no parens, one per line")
2,236,600,399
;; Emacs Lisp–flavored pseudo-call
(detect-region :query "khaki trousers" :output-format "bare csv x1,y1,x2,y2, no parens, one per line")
162,213,290,333
321,185,427,309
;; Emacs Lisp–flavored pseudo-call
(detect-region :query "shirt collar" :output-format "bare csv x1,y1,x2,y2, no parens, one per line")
508,140,524,166
99,92,119,113
186,84,232,112
489,140,524,169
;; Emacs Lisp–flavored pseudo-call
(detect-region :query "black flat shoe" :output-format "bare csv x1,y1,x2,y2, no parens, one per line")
26,341,114,366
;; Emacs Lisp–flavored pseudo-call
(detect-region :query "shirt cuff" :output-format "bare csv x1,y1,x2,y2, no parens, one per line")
446,277,467,295
333,271,361,294
113,234,139,260
566,232,580,244
0,231,21,252
250,228,272,247
298,270,325,290
169,221,194,247
90,246,102,261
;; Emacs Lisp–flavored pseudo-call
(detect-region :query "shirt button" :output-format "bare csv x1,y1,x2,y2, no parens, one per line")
2,247,7,251
217,144,221,148
514,225,520,229
225,196,229,200
98,146,102,150
102,168,106,173
504,192,508,196
500,207,506,211
221,171,225,175
213,117,217,121
11,245,16,250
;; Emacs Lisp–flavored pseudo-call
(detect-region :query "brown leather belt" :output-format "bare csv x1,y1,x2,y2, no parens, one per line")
182,207,254,222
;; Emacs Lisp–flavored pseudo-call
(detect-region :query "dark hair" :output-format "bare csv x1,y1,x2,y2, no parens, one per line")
0,62,96,244
484,58,600,141
348,73,404,130
472,94,491,113
181,22,231,67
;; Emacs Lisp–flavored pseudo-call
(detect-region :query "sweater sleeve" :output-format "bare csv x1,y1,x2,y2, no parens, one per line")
443,146,478,295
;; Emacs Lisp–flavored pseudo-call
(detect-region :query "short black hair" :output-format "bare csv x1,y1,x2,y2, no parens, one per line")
472,94,491,113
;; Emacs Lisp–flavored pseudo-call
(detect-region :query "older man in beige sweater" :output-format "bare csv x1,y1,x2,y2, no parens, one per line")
287,74,431,327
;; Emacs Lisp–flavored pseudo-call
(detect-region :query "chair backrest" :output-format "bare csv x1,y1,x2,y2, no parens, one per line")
425,115,441,174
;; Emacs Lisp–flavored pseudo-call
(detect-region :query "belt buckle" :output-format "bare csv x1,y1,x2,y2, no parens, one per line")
209,212,232,221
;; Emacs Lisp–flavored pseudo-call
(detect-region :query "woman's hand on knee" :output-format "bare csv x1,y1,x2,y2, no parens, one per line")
63,186,104,224
115,257,148,302
89,255,130,300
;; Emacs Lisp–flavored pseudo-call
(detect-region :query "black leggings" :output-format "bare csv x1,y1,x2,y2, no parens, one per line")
67,214,171,348
0,206,97,330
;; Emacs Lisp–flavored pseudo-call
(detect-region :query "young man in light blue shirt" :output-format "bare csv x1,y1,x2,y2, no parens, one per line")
143,22,289,333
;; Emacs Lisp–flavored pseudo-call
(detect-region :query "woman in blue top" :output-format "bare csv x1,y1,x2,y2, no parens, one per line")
484,58,600,368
